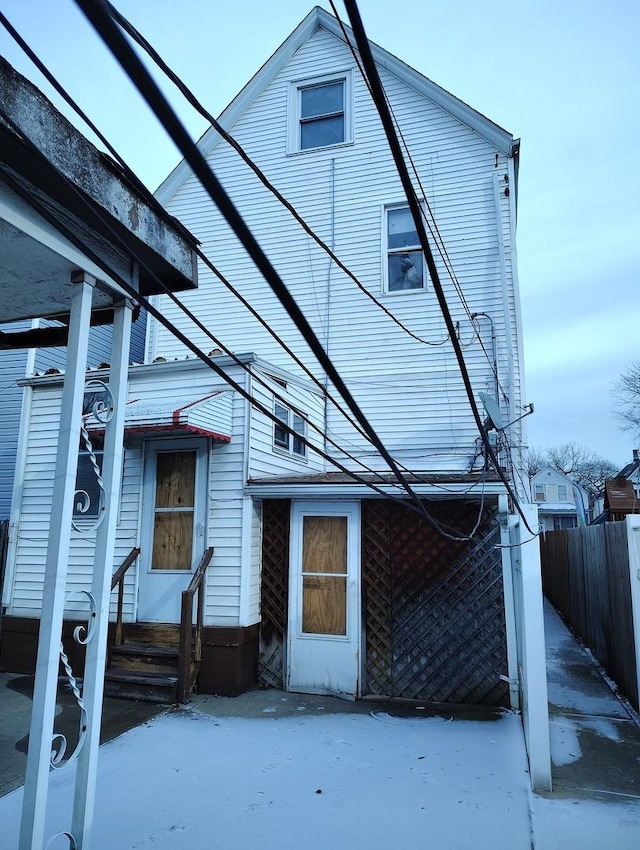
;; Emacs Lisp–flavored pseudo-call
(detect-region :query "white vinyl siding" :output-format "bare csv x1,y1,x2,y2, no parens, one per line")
149,26,521,475
7,360,251,627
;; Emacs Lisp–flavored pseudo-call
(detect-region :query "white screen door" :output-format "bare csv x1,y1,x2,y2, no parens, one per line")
287,501,360,697
138,439,207,623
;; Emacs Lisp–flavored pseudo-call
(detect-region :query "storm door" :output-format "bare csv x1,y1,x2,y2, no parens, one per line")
138,439,207,622
287,502,360,697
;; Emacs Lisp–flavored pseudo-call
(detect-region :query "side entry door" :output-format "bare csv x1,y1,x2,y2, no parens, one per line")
287,501,361,697
137,439,207,623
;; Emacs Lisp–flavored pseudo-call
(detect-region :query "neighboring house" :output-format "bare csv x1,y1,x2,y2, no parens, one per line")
591,450,640,522
0,315,147,521
531,466,588,531
2,9,534,707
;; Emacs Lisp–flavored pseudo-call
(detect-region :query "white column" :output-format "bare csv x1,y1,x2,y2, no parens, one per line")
71,299,132,848
498,494,519,710
19,274,95,850
510,503,552,792
626,515,640,710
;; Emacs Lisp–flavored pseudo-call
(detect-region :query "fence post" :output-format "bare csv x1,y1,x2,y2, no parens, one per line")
626,515,640,711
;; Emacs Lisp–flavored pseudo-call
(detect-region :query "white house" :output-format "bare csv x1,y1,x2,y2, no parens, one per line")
2,8,538,710
531,465,589,531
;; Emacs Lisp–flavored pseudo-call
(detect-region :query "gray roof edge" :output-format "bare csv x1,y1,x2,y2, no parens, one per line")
0,56,198,284
156,6,515,205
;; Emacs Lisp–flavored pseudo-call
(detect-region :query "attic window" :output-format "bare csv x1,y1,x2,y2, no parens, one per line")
289,72,353,153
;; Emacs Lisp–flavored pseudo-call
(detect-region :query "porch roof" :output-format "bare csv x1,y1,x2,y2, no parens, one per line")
87,391,233,442
245,470,506,499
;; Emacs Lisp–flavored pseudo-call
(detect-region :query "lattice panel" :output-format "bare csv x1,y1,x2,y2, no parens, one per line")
258,500,290,689
363,500,508,706
362,501,392,694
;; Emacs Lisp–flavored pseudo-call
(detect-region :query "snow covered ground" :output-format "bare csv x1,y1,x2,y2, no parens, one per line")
2,700,639,849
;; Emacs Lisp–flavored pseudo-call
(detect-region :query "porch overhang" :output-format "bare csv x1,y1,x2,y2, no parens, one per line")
245,471,508,499
88,391,233,442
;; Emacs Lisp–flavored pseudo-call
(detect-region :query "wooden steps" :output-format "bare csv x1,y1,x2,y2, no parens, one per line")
105,624,196,704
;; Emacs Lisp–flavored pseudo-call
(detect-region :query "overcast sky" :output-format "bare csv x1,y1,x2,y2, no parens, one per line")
2,0,638,466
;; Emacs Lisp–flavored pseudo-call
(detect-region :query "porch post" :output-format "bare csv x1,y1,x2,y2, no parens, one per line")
72,298,132,848
19,273,94,850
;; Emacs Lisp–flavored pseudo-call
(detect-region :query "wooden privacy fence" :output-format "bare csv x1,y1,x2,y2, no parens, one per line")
540,519,640,711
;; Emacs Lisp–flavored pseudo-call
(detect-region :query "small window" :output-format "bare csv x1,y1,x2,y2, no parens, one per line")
289,72,352,153
557,484,568,502
385,204,426,292
273,402,307,458
74,434,104,519
534,484,546,502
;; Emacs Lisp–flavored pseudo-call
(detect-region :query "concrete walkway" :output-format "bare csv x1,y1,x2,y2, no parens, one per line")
1,604,640,848
528,602,640,848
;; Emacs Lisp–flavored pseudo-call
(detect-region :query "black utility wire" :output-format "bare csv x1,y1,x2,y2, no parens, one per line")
103,1,448,349
0,8,391,458
342,0,536,535
329,1,509,403
74,0,432,523
1,101,489,539
1,14,491,537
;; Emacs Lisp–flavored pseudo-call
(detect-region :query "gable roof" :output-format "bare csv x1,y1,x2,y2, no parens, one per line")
156,6,517,204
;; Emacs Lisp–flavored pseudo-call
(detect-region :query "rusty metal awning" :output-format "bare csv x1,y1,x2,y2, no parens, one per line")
88,391,233,442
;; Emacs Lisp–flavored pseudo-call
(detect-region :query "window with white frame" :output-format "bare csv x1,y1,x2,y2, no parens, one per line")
384,204,426,292
289,72,352,153
274,402,307,458
557,484,568,502
534,484,546,502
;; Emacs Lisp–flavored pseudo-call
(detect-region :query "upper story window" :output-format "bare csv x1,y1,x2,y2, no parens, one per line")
289,72,353,153
384,204,427,293
274,402,307,458
534,484,546,502
557,484,568,502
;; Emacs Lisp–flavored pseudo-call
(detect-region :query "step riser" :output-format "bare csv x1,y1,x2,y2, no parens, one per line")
118,624,180,647
104,680,176,704
110,655,179,674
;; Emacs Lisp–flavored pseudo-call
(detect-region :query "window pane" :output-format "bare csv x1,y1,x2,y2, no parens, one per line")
155,451,196,508
152,512,193,570
74,451,104,518
274,404,289,449
302,575,346,635
301,82,343,119
388,251,424,291
388,207,419,249
300,115,344,150
302,516,347,574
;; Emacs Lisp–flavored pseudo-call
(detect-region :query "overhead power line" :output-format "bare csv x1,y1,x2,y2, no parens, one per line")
341,0,536,536
74,0,437,524
102,0,449,349
0,15,495,540
2,96,489,542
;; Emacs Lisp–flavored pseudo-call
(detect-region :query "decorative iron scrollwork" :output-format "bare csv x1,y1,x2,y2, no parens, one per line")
72,380,114,534
44,832,79,849
51,591,96,769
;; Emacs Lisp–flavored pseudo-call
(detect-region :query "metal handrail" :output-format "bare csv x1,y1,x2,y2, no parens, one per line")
177,547,214,704
110,547,140,647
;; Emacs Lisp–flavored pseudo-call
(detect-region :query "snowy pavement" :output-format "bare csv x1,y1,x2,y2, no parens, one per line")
2,603,640,848
1,704,534,850
2,690,639,849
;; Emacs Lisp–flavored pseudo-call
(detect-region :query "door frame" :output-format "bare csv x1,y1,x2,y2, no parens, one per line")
136,437,209,622
286,500,361,697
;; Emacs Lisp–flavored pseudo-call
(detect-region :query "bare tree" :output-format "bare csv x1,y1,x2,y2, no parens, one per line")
612,360,640,438
526,447,546,478
530,442,617,498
